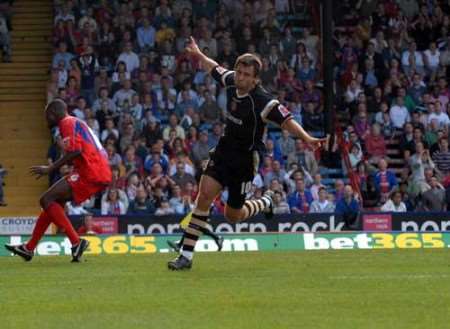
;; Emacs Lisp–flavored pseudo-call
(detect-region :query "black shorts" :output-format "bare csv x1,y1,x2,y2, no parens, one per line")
204,145,259,209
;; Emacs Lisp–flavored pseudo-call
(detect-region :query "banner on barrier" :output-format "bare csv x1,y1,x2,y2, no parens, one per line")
1,232,449,256
0,217,51,235
3,212,450,236
117,214,346,234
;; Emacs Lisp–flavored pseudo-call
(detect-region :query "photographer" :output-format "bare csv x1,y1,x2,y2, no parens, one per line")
0,164,6,206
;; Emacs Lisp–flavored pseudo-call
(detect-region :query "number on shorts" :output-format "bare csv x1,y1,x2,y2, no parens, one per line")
240,181,252,195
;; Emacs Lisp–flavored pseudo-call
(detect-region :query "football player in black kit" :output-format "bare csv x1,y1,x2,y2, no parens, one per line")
168,37,327,270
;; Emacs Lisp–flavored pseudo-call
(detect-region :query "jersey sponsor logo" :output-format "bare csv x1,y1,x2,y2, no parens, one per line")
225,111,243,125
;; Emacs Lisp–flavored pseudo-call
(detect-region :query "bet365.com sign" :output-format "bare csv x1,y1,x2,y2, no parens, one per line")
1,233,450,257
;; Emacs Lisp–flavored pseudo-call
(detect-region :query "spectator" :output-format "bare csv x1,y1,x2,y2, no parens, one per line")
374,158,398,202
264,160,287,187
190,130,210,169
334,179,346,202
100,117,119,142
355,160,378,204
163,113,185,141
78,46,99,104
365,123,387,164
432,138,450,177
278,129,295,163
137,18,156,52
287,139,318,176
380,191,407,212
310,173,325,201
335,185,360,229
420,176,446,211
199,90,221,124
171,160,196,188
427,101,450,129
52,41,74,70
310,187,335,213
101,188,127,215
154,198,176,215
127,185,155,215
401,41,425,76
169,184,194,214
287,179,313,214
112,79,137,110
272,191,290,214
93,87,116,114
156,76,177,113
408,142,435,196
348,143,363,169
117,42,140,74
390,96,411,129
77,213,103,235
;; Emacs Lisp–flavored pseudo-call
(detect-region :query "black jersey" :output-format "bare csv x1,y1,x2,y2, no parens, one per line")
211,66,292,152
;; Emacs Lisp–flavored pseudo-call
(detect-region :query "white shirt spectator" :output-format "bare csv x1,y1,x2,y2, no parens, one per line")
310,200,336,213
401,50,424,67
113,88,137,107
390,104,411,128
101,128,120,142
380,199,407,212
424,49,440,68
117,51,140,73
428,112,450,128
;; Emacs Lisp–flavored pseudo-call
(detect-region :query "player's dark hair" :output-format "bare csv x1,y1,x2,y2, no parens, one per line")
235,53,262,77
46,98,67,116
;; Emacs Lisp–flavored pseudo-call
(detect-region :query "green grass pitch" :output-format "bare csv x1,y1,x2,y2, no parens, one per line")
1,250,449,329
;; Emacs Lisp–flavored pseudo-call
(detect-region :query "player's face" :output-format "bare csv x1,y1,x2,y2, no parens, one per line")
45,110,57,128
235,64,257,93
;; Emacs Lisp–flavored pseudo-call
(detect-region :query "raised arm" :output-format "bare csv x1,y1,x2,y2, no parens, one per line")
281,119,328,149
185,36,218,73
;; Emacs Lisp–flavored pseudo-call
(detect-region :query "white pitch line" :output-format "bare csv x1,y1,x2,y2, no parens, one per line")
330,273,450,280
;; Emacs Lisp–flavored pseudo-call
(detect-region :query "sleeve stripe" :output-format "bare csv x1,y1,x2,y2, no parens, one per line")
260,100,280,121
221,70,234,86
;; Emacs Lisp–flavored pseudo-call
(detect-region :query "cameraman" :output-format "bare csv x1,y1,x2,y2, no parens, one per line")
0,164,7,206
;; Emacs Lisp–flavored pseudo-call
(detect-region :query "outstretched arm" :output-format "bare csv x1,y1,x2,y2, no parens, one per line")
185,36,219,73
281,119,328,149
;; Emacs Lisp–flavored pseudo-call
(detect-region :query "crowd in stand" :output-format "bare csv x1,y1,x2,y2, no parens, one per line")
47,0,450,218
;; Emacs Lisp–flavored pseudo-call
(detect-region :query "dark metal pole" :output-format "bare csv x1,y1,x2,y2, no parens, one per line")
322,0,333,137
